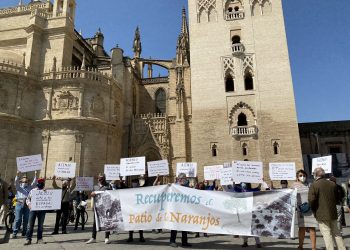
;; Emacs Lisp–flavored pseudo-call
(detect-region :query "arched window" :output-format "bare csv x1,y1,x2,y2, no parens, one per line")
232,35,241,44
155,88,166,114
273,141,280,155
212,144,217,157
242,143,248,156
234,6,239,11
244,72,254,90
237,113,248,126
225,75,234,92
228,7,233,12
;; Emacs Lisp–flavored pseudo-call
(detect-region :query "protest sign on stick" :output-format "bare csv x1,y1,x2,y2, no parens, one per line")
204,165,223,180
104,165,121,180
54,162,76,178
269,162,296,181
16,154,43,173
31,189,62,211
233,161,263,183
176,162,197,177
76,177,94,191
220,163,233,185
147,160,169,177
312,156,332,174
120,157,146,177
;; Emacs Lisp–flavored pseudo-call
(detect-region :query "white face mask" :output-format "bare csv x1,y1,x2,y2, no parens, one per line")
298,176,306,183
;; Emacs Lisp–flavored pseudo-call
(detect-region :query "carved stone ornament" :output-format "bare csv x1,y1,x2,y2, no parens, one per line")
53,91,79,111
0,86,8,111
90,94,105,114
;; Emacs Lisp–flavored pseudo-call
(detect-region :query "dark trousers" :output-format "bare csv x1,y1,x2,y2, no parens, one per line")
54,202,70,233
129,230,144,239
92,214,110,239
74,207,85,229
26,210,46,241
170,230,188,244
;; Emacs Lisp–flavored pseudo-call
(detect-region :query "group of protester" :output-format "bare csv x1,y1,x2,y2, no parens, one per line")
0,167,349,250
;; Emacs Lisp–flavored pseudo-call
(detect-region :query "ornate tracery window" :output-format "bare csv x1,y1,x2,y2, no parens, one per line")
155,88,166,114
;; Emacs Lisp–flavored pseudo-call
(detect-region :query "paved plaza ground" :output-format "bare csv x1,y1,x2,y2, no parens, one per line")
0,210,349,250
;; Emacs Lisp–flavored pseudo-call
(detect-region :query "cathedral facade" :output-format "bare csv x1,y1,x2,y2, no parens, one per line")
0,0,302,181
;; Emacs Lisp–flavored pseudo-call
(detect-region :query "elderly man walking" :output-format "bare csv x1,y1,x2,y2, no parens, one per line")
308,167,346,250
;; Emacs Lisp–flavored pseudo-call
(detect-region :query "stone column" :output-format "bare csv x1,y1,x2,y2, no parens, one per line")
74,133,84,176
42,132,51,179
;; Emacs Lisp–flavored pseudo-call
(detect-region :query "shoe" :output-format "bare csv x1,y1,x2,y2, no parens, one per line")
105,238,111,244
11,234,17,239
139,237,145,242
256,244,262,248
169,242,178,248
37,239,46,244
86,238,96,244
24,240,31,246
51,231,59,235
21,233,26,237
126,237,133,243
242,242,248,248
182,243,192,247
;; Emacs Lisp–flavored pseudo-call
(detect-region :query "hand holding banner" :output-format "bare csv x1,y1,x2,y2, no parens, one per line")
76,177,94,191
120,157,145,177
233,161,263,183
176,162,197,177
204,165,223,180
31,189,62,211
312,156,332,174
147,160,169,177
269,162,296,180
16,154,42,173
104,165,121,180
54,162,76,178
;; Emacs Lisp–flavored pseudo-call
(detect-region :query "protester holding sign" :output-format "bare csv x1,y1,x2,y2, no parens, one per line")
12,171,38,239
52,176,76,235
24,178,46,245
86,173,112,245
292,169,317,250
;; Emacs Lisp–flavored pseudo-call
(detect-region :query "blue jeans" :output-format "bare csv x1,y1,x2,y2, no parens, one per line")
13,203,30,235
26,210,46,241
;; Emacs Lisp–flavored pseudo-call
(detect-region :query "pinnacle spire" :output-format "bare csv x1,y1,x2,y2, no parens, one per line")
181,7,189,35
133,26,142,58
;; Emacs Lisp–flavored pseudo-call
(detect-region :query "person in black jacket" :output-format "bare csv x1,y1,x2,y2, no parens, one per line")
73,191,88,231
330,176,346,233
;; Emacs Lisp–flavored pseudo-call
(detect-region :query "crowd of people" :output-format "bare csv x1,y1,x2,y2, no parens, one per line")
0,168,349,249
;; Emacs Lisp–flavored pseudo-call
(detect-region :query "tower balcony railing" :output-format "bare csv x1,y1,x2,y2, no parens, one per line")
225,11,245,21
232,43,244,55
232,125,258,137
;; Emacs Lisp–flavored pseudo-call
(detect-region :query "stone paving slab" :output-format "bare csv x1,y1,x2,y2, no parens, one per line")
0,211,349,250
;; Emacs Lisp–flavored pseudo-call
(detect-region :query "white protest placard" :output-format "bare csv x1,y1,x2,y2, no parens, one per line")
147,160,169,177
54,162,76,178
120,157,146,177
204,165,223,180
176,162,197,177
233,161,263,183
269,162,296,181
104,165,121,180
312,155,332,174
220,163,234,185
31,189,62,211
76,177,94,191
16,154,43,173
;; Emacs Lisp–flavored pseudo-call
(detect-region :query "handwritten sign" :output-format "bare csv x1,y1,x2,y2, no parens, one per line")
104,165,121,180
233,161,263,184
220,163,234,185
76,177,94,191
16,154,42,173
54,162,76,178
312,156,332,174
147,160,169,177
120,157,146,177
204,165,223,180
269,162,296,180
31,189,62,211
176,162,197,177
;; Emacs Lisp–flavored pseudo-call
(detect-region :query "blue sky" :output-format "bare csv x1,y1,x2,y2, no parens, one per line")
0,0,349,123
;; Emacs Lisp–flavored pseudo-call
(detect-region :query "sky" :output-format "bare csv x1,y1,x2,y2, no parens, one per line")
0,0,349,123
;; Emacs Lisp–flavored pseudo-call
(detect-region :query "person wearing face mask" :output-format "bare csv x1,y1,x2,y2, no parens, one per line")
292,169,317,250
86,173,112,244
24,178,46,245
12,171,38,239
51,176,76,235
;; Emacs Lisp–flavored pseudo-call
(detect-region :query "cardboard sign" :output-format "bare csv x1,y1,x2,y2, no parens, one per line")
76,177,94,191
176,162,197,177
120,157,146,177
204,165,223,180
312,156,332,174
104,165,121,180
16,154,43,173
269,162,296,181
233,161,263,183
147,160,169,177
220,163,234,185
30,189,62,211
54,162,76,178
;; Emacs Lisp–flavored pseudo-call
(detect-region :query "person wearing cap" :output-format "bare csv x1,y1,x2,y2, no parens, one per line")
12,171,38,239
24,178,46,245
169,173,191,248
86,173,112,244
51,176,76,235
